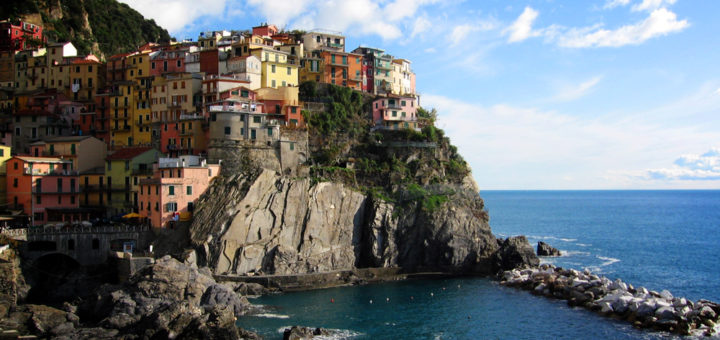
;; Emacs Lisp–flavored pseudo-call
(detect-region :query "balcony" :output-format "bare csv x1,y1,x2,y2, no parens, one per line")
33,189,79,194
24,169,77,176
114,125,131,131
168,101,182,108
329,61,349,67
387,103,402,109
80,185,105,192
179,113,204,120
132,168,153,176
179,130,194,136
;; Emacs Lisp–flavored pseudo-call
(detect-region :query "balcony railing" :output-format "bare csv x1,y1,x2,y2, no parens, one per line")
179,113,204,120
24,170,78,176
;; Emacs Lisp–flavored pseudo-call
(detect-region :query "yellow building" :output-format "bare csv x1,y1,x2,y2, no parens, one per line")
109,81,135,147
79,166,105,208
0,145,12,206
250,47,298,89
68,58,105,102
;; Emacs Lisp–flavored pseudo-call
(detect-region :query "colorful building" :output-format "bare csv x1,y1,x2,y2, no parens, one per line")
250,47,298,89
302,30,345,52
0,145,11,206
0,21,44,52
391,58,415,96
371,95,419,130
5,156,81,226
104,147,160,216
138,155,219,228
352,46,393,95
225,55,262,90
319,50,363,90
151,73,203,155
256,86,303,126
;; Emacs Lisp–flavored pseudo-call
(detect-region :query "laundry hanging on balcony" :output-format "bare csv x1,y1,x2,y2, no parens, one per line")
71,83,80,93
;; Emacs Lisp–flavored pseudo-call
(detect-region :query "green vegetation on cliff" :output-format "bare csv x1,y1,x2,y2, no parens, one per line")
1,0,171,57
301,81,471,212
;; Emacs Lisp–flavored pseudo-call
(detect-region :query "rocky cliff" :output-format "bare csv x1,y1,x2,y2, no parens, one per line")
189,168,525,277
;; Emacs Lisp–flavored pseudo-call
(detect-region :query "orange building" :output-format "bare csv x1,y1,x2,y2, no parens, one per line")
138,155,219,228
320,51,363,91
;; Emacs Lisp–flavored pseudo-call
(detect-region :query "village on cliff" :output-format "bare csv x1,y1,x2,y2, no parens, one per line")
0,21,422,229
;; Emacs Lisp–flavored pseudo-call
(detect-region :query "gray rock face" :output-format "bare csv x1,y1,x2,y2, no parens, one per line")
493,236,540,271
537,241,562,256
76,256,255,339
190,169,505,276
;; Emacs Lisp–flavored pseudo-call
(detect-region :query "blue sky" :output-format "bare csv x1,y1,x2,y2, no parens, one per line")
119,0,720,189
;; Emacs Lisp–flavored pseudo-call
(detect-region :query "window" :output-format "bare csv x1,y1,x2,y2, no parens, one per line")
13,178,17,188
392,111,397,117
166,202,178,212
268,128,273,136
271,65,276,73
287,67,291,75
177,60,181,68
155,202,159,211
186,186,192,195
290,142,295,151
291,107,297,113
71,144,76,155
253,116,261,123
224,126,231,135
169,185,175,195
271,80,276,87
70,195,75,204
36,195,41,204
125,161,130,170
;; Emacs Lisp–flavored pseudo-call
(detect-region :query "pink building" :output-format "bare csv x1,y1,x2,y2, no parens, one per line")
138,155,220,228
5,156,82,225
150,49,188,76
371,95,419,130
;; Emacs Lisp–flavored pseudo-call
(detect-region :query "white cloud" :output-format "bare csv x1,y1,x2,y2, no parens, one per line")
604,0,631,9
716,88,720,96
632,0,677,12
450,22,495,46
247,0,311,27
552,76,603,102
556,8,688,48
410,16,432,38
505,6,541,43
641,148,720,180
119,0,228,33
384,0,439,22
422,85,720,189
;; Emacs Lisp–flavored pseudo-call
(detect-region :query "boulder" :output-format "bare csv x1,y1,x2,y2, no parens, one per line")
283,326,330,340
537,242,561,256
493,236,540,271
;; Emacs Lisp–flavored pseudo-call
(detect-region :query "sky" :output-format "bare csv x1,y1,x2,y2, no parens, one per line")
118,0,720,190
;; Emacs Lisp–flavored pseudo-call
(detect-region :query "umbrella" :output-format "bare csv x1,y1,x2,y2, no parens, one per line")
122,212,143,219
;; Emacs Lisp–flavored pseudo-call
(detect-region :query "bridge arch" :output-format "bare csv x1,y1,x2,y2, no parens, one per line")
26,252,82,303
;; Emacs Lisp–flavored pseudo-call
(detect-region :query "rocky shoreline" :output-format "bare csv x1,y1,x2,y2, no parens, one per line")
500,264,720,337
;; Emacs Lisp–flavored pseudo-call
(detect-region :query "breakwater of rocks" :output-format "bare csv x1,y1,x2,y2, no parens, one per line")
500,264,720,337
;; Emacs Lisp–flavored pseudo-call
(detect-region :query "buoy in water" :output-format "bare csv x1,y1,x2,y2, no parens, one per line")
331,298,334,303
370,299,373,304
430,292,434,297
386,297,390,302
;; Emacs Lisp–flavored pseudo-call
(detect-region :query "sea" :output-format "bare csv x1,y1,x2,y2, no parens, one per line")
238,190,720,339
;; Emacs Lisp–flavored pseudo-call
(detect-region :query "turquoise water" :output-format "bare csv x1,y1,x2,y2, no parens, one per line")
239,191,720,339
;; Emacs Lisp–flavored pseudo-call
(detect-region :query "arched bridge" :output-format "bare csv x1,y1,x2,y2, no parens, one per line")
18,225,154,266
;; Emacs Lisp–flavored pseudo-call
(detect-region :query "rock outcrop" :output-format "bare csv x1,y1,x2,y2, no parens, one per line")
75,255,255,339
492,236,540,272
190,169,516,276
537,241,561,256
501,264,720,336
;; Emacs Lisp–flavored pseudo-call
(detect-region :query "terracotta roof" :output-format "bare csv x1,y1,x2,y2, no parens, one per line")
45,136,93,143
106,147,154,161
71,59,100,65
